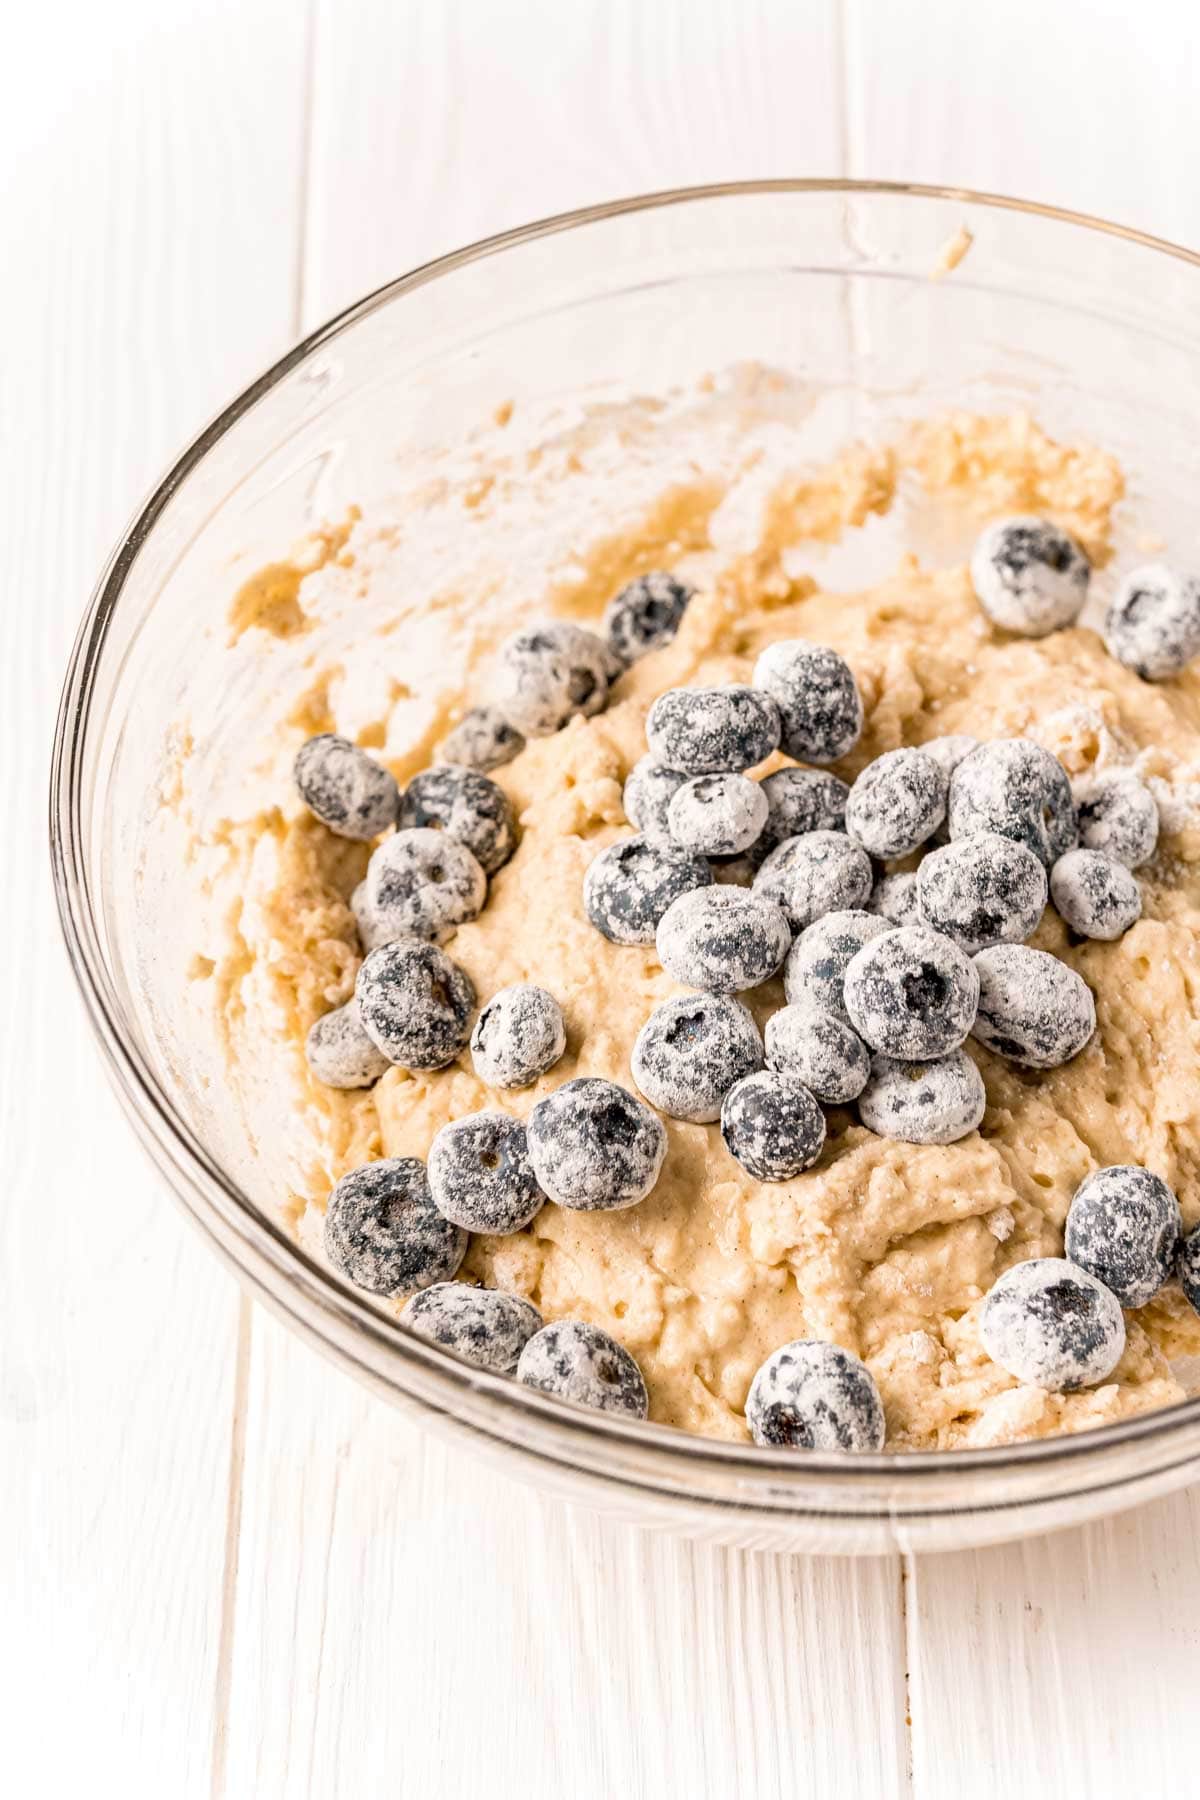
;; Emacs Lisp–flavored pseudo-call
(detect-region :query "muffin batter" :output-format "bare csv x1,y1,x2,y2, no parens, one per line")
215,410,1200,1450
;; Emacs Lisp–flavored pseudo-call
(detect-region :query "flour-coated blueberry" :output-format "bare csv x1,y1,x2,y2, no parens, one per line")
491,621,615,735
845,748,947,858
623,756,689,846
751,766,849,865
1050,849,1142,940
971,943,1095,1069
1180,1224,1200,1318
517,1320,649,1418
1105,563,1200,681
752,640,863,763
305,1000,390,1089
917,830,1047,955
427,1111,546,1233
948,738,1077,868
294,733,399,840
844,926,979,1060
397,764,517,874
527,1078,667,1211
356,938,475,1071
752,830,873,932
400,1282,543,1374
656,886,791,993
603,570,694,665
746,1340,885,1451
438,705,525,772
783,909,889,1023
667,771,768,857
632,992,764,1122
857,1048,985,1145
645,684,781,774
868,871,924,927
720,1070,825,1181
970,516,1090,637
584,834,712,946
470,983,566,1088
363,827,486,942
1064,1165,1181,1308
324,1157,467,1296
1073,769,1159,869
980,1257,1126,1391
764,1004,869,1104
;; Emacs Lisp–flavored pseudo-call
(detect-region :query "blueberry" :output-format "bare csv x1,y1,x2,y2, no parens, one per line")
427,1111,546,1234
868,871,924,927
491,621,615,736
517,1320,649,1418
917,830,1047,955
1065,1165,1181,1308
667,771,768,857
294,733,399,840
783,909,889,1023
1074,769,1159,869
752,640,863,764
527,1077,667,1211
922,735,981,842
857,1048,986,1145
1050,849,1142,940
1180,1224,1200,1317
971,943,1096,1069
645,685,781,775
437,705,525,772
764,1004,869,1104
656,886,791,994
720,1070,825,1181
583,835,712,946
623,756,689,846
980,1257,1126,1391
745,1340,885,1452
752,830,873,932
751,766,850,865
845,749,947,858
350,879,393,953
305,1001,390,1089
470,983,566,1088
356,938,475,1071
632,992,764,1122
844,925,979,1060
324,1157,467,1296
363,828,486,942
970,516,1090,637
948,739,1077,868
397,765,517,874
603,570,694,665
400,1282,543,1374
1105,563,1200,680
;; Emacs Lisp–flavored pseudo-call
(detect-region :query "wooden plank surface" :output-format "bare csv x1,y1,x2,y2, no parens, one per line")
7,1,1200,1795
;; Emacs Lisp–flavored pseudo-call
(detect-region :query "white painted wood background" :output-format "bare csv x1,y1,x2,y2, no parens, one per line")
5,1,1200,1794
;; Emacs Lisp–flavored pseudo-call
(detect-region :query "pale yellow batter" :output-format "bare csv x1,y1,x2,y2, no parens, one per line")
217,411,1200,1451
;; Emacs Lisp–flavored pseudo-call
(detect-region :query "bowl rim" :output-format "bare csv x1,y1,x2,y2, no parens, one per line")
49,176,1200,1486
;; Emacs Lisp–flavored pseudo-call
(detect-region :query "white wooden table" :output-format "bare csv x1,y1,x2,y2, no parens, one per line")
6,3,1200,1793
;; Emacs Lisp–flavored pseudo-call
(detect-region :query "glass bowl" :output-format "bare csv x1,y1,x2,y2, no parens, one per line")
51,181,1200,1553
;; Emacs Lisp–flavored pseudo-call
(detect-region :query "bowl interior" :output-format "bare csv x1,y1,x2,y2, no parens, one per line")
54,183,1200,1541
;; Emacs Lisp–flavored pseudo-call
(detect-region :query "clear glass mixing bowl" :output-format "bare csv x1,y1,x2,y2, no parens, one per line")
51,182,1200,1552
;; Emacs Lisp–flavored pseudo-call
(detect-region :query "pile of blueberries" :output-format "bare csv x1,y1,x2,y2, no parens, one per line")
287,514,1200,1452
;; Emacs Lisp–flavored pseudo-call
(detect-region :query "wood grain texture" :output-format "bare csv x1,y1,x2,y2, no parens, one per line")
222,1313,910,1800
846,0,1200,244
8,0,1200,1794
0,2,308,1795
